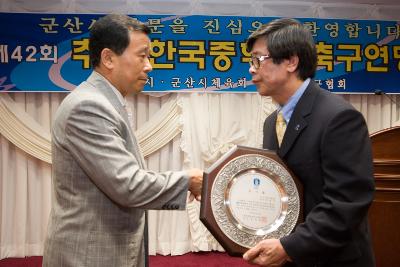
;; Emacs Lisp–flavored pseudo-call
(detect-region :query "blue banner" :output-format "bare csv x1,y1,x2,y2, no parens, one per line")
0,13,399,93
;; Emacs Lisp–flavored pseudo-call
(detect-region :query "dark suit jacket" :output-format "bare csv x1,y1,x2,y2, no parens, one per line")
263,81,375,267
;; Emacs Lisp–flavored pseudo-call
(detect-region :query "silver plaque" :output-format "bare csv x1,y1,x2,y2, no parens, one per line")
200,145,302,255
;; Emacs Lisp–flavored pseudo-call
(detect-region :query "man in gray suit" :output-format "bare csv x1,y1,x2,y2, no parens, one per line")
43,14,203,267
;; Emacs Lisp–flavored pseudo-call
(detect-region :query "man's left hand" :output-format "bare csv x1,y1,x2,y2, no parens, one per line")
243,239,290,267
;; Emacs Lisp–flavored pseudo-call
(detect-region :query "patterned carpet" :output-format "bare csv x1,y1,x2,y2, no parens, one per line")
0,252,253,267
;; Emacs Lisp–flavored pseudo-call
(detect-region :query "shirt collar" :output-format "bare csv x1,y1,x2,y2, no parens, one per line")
278,78,310,124
92,70,126,107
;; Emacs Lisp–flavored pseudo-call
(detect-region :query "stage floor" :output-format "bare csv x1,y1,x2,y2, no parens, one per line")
0,252,253,267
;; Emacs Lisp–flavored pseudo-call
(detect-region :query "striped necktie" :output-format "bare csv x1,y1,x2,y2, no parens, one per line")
276,111,287,147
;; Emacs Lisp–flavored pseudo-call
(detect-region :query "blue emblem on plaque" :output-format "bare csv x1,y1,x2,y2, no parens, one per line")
253,177,260,189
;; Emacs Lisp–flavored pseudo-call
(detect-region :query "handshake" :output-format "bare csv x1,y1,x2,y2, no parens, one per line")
186,168,203,202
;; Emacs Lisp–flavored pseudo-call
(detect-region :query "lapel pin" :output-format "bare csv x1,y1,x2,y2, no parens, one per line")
295,124,300,131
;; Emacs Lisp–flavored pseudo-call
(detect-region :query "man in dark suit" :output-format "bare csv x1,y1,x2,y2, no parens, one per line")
242,18,375,267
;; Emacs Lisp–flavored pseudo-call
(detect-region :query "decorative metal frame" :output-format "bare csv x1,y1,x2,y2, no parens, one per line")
200,145,303,256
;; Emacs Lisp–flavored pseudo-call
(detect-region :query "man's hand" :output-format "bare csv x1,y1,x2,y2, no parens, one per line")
243,239,290,267
187,168,203,201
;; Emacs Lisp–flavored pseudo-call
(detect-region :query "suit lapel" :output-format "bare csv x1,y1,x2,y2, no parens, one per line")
87,72,127,119
86,72,146,168
278,81,319,158
264,111,279,150
278,114,307,157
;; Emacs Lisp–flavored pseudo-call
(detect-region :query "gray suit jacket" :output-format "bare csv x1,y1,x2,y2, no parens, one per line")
43,72,189,267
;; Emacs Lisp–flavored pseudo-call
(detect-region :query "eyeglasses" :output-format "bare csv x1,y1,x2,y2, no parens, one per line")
249,55,272,69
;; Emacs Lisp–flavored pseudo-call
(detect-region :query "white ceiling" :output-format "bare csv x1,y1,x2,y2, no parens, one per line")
281,0,399,4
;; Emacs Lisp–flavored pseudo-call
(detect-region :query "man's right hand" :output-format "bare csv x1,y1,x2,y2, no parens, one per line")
187,168,203,201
